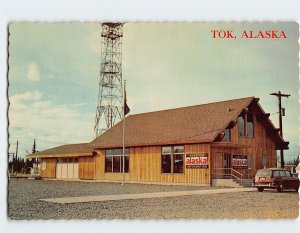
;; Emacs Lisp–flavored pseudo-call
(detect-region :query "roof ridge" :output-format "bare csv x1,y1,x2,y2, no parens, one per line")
55,142,89,147
129,96,255,117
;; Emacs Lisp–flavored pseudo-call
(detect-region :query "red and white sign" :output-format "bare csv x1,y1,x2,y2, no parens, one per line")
232,155,247,168
186,154,209,169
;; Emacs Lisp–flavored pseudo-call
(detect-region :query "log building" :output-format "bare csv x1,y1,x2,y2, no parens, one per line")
26,97,289,186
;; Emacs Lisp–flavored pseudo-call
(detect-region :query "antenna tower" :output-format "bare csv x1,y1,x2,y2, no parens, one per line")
94,23,124,138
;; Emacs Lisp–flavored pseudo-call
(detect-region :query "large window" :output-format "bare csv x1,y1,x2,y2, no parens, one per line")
161,145,184,174
238,112,254,138
105,148,129,173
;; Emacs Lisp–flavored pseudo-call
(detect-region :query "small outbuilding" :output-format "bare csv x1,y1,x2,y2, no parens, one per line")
26,97,289,186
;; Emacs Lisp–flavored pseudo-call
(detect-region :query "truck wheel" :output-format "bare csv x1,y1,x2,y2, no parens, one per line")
257,187,264,192
277,184,284,192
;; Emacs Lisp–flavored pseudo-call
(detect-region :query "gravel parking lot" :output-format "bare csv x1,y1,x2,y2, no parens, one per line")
8,179,299,219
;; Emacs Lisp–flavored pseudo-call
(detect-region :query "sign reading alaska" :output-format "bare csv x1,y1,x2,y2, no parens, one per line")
241,30,287,39
185,154,209,169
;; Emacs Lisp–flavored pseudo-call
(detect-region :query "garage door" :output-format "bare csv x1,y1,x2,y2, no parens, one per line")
56,158,79,179
73,158,79,179
61,159,68,178
56,158,62,179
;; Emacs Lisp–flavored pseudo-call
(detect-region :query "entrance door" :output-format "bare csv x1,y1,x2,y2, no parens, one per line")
214,152,223,178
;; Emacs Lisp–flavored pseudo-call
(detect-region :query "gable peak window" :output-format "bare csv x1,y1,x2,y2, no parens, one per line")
238,111,254,138
222,128,231,141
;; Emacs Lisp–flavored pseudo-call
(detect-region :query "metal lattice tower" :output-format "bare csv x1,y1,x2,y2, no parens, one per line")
94,23,124,138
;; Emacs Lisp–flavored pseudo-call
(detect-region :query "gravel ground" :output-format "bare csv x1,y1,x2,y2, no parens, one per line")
8,179,299,220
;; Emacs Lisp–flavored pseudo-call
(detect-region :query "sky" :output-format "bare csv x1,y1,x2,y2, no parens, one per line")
8,22,299,162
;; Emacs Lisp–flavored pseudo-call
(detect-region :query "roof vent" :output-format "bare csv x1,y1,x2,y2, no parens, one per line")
228,107,233,112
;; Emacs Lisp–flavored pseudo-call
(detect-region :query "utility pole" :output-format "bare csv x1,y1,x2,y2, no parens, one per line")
15,140,18,160
270,91,290,168
14,140,19,174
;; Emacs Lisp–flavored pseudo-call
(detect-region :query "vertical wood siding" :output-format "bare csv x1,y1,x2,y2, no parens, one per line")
94,144,210,185
40,158,56,178
211,113,277,177
79,156,95,179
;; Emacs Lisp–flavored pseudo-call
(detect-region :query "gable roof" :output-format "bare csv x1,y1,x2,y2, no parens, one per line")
27,96,289,159
26,143,93,159
91,97,260,149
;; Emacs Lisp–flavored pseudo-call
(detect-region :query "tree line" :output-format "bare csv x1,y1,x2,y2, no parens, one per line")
8,158,36,174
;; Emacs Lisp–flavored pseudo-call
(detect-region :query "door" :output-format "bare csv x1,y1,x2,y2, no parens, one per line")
214,152,223,178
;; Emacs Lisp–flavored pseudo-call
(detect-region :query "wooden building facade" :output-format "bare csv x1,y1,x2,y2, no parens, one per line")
27,97,288,186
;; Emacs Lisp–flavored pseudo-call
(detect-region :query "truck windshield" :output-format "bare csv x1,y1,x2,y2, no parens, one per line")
256,170,271,177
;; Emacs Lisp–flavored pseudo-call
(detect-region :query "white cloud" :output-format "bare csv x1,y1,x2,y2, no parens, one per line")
71,102,89,108
9,91,94,157
27,62,40,81
9,91,42,110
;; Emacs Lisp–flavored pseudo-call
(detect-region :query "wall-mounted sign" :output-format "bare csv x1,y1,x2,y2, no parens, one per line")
186,153,209,169
232,155,247,168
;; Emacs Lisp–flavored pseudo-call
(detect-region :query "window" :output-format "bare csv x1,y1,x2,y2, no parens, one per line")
162,146,172,173
161,145,184,174
113,156,121,172
238,115,245,136
105,155,113,172
222,128,231,141
162,154,172,173
246,113,254,137
273,171,280,177
257,170,271,177
285,171,292,177
238,112,254,138
105,148,129,173
173,146,184,173
279,170,286,177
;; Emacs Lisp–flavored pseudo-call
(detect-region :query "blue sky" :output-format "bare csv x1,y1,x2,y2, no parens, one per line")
8,22,299,162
